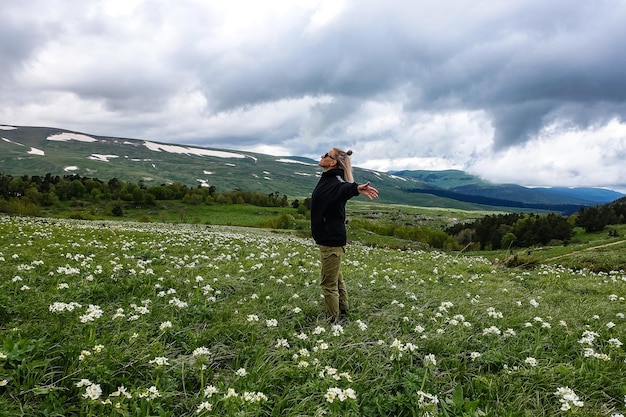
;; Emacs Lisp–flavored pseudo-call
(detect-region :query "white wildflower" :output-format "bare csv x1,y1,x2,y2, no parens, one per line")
82,383,102,400
524,357,538,367
203,385,218,397
149,357,169,366
554,386,583,411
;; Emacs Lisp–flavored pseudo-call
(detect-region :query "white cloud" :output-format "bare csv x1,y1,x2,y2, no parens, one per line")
469,119,626,190
1,0,626,192
362,156,463,172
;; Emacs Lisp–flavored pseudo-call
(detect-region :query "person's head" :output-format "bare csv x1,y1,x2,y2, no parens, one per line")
319,147,354,182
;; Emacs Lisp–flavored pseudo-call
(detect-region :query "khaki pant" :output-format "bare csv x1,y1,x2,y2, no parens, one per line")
319,245,349,321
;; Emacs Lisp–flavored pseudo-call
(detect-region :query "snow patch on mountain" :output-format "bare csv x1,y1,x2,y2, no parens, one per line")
88,154,119,162
143,141,246,159
28,147,45,156
276,158,315,166
48,133,98,142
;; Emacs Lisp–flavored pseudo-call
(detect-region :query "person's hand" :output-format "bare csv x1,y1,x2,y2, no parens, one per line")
357,181,379,199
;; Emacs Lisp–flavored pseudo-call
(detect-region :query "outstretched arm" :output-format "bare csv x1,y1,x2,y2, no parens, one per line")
357,181,379,200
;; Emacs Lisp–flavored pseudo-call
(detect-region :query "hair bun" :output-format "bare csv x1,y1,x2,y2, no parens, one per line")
346,150,353,156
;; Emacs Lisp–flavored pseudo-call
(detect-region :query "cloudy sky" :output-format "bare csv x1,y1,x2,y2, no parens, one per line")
2,0,626,192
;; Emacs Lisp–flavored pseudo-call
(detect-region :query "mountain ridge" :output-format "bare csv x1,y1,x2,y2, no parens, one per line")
390,169,624,205
1,124,623,213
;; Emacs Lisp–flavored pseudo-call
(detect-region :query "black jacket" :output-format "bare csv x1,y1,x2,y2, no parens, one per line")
310,168,359,246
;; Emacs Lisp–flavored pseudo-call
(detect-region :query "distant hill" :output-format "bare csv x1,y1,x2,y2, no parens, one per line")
1,124,623,213
391,169,624,214
533,186,625,203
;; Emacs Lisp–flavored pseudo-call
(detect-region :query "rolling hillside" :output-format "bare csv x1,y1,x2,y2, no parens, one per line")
1,124,622,212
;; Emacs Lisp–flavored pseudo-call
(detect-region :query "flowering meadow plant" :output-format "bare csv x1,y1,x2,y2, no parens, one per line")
0,215,625,416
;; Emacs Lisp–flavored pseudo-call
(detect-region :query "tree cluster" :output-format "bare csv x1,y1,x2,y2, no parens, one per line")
4,173,624,252
445,212,574,250
575,197,626,232
0,173,291,216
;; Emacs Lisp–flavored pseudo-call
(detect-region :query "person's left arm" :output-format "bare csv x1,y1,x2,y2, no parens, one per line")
357,181,378,200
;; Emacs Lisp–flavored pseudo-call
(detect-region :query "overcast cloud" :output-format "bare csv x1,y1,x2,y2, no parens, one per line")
2,0,626,191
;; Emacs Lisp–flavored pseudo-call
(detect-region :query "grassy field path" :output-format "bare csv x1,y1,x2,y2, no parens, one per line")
544,239,626,263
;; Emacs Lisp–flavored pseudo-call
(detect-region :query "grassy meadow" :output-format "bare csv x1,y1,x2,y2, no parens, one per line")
1,214,626,416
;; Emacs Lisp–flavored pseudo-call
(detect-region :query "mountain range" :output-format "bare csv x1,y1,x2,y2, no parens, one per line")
1,124,623,214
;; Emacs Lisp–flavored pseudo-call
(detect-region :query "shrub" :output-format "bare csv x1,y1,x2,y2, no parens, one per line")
68,212,95,220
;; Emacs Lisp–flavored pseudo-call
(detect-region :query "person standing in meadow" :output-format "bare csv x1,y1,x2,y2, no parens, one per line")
310,148,379,324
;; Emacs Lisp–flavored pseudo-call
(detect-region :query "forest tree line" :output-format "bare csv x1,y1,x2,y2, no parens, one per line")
0,173,308,216
1,173,624,251
445,198,626,250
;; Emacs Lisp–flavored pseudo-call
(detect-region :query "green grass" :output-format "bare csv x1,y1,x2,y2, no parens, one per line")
41,201,301,228
1,215,625,416
347,201,495,226
37,197,492,227
129,203,291,227
473,225,626,272
25,198,626,265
